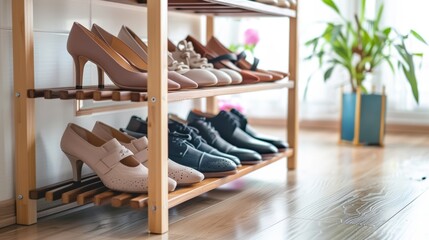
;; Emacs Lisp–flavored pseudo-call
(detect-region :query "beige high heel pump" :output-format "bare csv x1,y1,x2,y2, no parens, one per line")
67,22,180,91
60,123,159,193
91,24,198,90
92,121,204,186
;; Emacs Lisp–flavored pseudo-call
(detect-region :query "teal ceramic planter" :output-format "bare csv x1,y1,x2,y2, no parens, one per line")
340,92,386,146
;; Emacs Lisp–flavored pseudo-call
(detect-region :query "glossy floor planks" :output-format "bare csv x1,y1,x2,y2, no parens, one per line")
1,129,429,239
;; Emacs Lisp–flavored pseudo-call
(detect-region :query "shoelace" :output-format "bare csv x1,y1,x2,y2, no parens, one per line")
197,120,221,141
176,40,213,69
230,109,248,128
169,131,195,149
171,122,208,146
218,111,239,129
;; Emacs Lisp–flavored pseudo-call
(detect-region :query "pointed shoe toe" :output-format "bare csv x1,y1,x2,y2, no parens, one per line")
168,160,204,186
168,72,198,89
220,68,243,84
168,79,181,91
207,69,232,86
183,69,218,87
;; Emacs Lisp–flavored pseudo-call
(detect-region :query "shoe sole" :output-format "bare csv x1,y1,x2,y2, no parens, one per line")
203,169,238,178
240,160,262,165
261,153,280,160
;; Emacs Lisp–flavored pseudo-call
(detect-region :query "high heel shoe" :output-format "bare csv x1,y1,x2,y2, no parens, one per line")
92,121,204,186
89,24,181,91
60,123,154,193
118,25,219,88
168,39,233,86
67,22,180,91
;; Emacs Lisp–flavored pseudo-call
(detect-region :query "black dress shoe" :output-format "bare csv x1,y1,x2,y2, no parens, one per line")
124,116,237,177
188,118,262,164
168,119,242,166
230,108,288,151
187,110,278,155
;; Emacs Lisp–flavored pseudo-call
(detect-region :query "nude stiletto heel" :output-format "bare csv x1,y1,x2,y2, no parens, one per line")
71,55,88,89
97,66,105,88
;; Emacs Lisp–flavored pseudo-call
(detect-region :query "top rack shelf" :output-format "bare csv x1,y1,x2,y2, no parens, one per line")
105,0,297,17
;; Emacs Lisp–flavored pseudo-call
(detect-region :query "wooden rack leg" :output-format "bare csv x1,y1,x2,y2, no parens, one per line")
287,9,299,170
147,0,169,234
205,16,218,114
12,0,37,225
206,15,214,41
206,97,218,114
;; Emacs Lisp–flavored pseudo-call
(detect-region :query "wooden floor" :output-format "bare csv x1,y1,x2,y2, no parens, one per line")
1,128,429,240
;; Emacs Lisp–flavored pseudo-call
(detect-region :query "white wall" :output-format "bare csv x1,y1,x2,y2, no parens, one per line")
0,0,202,201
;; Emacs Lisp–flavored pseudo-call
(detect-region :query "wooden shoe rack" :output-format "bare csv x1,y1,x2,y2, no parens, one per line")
12,0,299,234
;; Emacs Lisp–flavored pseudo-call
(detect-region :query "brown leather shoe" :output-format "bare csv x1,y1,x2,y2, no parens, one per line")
206,36,289,81
185,35,262,84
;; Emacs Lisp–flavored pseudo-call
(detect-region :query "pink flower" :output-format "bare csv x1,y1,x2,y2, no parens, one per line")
244,28,260,46
218,100,245,113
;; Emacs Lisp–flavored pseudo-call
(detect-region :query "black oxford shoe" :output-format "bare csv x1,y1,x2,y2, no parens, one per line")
187,110,278,155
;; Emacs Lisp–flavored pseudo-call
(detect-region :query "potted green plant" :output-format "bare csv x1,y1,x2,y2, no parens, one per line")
305,0,427,145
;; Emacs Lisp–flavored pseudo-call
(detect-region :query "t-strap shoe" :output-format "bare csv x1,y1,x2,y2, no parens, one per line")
60,123,150,193
92,121,206,188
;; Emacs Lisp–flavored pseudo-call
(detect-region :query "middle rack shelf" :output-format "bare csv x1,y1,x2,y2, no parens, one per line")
27,80,294,102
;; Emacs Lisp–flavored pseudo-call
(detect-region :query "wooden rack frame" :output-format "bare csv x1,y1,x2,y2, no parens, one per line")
12,0,299,234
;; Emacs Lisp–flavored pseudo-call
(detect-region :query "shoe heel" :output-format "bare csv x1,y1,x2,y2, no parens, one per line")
97,66,105,89
64,153,84,182
72,55,88,89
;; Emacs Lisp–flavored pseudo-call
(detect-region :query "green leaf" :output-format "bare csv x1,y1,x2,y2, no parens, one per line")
384,57,395,73
303,70,318,100
382,27,392,36
374,4,384,30
410,30,428,45
401,64,419,103
305,37,318,46
413,53,424,57
360,0,367,23
323,66,335,82
322,0,341,15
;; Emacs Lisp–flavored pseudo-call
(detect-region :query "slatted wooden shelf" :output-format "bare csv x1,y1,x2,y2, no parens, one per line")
105,0,297,17
27,81,294,102
29,149,292,209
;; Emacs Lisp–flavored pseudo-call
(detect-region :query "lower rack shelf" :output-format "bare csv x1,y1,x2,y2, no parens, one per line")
30,149,293,209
